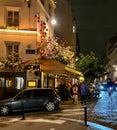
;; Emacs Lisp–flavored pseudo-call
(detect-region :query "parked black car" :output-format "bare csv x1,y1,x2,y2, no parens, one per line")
0,88,61,115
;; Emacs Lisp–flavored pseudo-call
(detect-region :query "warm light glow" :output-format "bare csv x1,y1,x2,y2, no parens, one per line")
76,57,78,61
51,18,57,25
79,76,85,81
28,81,36,87
0,29,36,33
24,0,31,2
0,29,41,36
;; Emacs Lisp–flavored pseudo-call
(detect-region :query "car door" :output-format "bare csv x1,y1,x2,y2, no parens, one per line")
11,90,33,111
31,90,47,109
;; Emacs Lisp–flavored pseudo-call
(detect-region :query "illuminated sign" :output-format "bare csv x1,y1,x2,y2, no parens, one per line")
28,81,36,87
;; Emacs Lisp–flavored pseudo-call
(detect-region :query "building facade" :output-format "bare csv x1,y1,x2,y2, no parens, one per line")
0,0,56,99
54,0,80,57
106,33,117,81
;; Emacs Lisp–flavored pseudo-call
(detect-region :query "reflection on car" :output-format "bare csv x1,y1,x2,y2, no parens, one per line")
0,88,61,116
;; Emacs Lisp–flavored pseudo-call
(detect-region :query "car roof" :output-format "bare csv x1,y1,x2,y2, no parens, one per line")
24,88,53,91
15,88,54,96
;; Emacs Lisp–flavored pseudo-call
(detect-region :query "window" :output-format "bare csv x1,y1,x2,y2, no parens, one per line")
7,10,19,26
5,42,20,62
33,90,40,98
5,6,20,27
33,89,52,97
15,91,32,100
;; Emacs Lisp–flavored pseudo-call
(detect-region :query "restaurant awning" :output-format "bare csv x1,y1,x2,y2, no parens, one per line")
39,59,65,74
65,66,83,77
39,59,83,78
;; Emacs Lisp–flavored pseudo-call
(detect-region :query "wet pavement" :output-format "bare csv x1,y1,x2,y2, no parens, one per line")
89,91,117,129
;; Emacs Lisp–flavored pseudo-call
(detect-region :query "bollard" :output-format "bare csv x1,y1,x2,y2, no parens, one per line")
83,100,89,126
21,101,25,120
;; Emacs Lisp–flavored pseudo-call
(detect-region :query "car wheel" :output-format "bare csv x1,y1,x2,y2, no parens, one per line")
0,106,10,116
45,101,55,112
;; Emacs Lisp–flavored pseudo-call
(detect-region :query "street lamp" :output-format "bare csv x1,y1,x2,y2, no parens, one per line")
51,17,57,25
75,57,79,62
24,0,31,8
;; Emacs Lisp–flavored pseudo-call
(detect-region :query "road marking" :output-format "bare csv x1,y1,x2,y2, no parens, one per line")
3,118,66,124
59,108,84,116
23,118,65,124
63,112,84,116
62,108,84,112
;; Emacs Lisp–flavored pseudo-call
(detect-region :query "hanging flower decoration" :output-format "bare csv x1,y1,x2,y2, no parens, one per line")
34,14,49,43
34,14,75,67
38,37,75,67
0,56,25,71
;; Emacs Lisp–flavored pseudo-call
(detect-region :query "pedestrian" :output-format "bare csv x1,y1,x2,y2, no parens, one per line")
107,78,113,97
80,80,88,105
72,83,79,105
58,81,68,101
66,81,72,100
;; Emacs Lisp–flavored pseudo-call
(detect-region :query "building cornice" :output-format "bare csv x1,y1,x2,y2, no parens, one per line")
0,29,38,36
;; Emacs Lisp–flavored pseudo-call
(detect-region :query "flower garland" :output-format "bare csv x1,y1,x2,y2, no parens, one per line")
0,56,25,72
34,13,75,67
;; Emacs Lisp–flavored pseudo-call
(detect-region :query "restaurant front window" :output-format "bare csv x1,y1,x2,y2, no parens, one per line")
0,76,24,100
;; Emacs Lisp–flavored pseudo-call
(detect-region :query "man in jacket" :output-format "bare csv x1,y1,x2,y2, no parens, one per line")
80,80,88,105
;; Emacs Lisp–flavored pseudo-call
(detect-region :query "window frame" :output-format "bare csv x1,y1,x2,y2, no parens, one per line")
5,41,20,61
5,6,20,28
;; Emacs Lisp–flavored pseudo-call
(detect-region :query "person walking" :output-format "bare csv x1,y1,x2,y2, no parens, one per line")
80,80,88,105
107,78,113,97
58,81,69,101
72,83,79,105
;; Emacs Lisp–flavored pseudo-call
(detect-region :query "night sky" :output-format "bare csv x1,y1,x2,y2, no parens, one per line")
69,0,117,56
